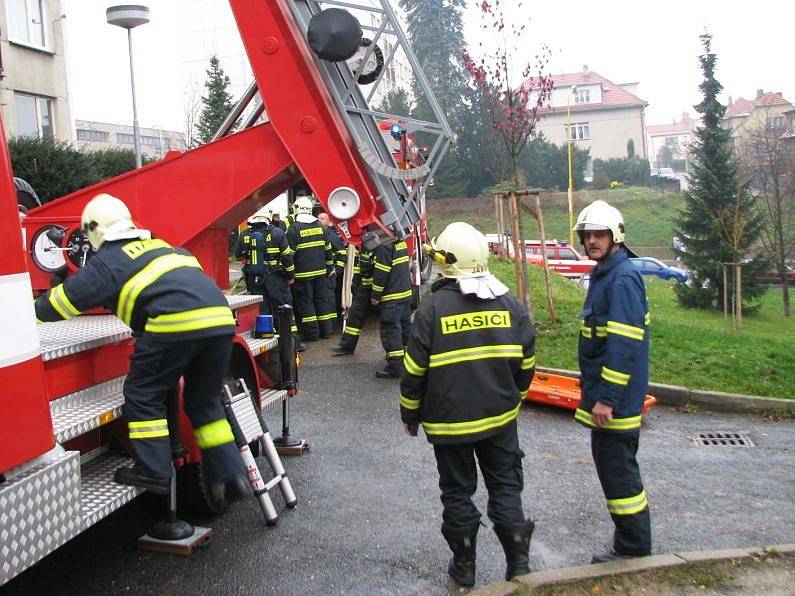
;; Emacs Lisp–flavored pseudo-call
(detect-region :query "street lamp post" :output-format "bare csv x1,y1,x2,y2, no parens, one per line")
567,86,578,245
107,5,150,169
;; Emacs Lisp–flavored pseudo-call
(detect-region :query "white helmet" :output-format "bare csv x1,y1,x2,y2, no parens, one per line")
81,193,149,250
293,196,314,214
573,200,626,244
248,206,270,225
431,222,490,279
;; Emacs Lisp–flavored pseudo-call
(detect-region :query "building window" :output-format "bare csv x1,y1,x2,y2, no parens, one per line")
574,89,590,104
117,133,135,144
76,129,108,142
14,93,53,139
566,122,590,140
768,116,784,129
6,0,50,50
665,136,678,146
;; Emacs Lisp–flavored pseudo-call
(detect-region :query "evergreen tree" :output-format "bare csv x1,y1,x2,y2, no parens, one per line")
399,0,471,197
675,33,767,311
375,88,414,116
196,56,234,144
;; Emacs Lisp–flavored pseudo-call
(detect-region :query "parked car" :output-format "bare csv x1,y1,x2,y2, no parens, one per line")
523,240,596,278
650,167,676,179
754,265,795,285
630,257,687,281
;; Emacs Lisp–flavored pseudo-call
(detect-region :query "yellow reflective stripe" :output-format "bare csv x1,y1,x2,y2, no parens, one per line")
607,320,645,341
285,264,295,271
48,284,81,319
266,248,281,254
645,312,651,326
595,326,607,338
344,325,361,336
296,240,326,250
117,254,202,325
395,241,407,250
520,387,529,399
129,418,169,439
574,408,641,430
144,306,235,334
281,247,292,255
429,344,523,368
400,395,421,410
423,403,521,437
581,325,592,338
295,268,326,278
299,227,324,237
404,352,427,376
607,490,648,515
382,289,413,301
521,355,536,370
194,418,235,449
317,312,337,320
601,366,630,386
372,284,384,292
392,255,409,265
290,325,298,332
388,349,405,358
374,262,392,272
301,315,318,322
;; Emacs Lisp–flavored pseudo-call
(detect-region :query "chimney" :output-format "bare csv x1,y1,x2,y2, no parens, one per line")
583,64,588,75
728,96,733,106
682,111,688,122
777,91,783,97
756,88,764,99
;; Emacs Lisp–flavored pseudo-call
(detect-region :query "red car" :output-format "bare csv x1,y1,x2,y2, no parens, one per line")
523,240,596,278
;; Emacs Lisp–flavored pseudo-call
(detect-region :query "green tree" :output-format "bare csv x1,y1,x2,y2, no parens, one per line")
674,33,767,311
375,88,413,116
399,0,472,197
627,138,635,158
196,55,234,144
593,156,650,186
518,133,589,190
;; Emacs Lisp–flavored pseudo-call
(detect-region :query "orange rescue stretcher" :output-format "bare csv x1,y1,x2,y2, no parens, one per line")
527,371,657,414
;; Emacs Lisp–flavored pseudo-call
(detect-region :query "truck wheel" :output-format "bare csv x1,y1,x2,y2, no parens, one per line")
177,461,229,517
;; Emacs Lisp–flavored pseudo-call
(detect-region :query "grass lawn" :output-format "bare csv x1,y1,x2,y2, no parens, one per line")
428,188,684,260
489,257,795,399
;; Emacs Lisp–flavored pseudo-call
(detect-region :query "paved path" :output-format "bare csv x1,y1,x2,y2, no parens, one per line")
5,324,794,594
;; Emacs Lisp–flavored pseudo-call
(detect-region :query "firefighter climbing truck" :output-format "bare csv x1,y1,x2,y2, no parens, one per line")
0,0,452,585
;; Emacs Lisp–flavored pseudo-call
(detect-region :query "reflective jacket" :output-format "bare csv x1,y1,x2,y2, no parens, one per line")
264,225,295,280
234,227,253,263
576,247,650,433
287,219,333,281
400,278,536,444
35,238,235,342
354,248,373,289
371,240,411,303
326,226,347,273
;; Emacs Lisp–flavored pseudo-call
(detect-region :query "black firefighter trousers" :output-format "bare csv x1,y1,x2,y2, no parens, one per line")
591,430,652,556
123,334,244,483
293,274,335,340
433,423,526,531
338,283,372,352
379,299,411,365
262,273,298,333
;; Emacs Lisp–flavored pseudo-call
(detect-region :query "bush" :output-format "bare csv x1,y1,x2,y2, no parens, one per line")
592,156,650,186
591,170,610,190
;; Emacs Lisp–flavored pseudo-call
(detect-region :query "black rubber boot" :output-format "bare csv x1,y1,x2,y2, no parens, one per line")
591,547,643,563
114,465,170,495
375,360,401,378
494,520,535,580
332,345,354,356
441,523,479,587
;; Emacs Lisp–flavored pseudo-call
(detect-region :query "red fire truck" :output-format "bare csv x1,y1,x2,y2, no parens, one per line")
0,0,452,585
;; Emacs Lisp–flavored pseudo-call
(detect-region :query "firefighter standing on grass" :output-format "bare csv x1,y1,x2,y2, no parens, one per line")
35,194,244,494
286,196,336,341
370,237,412,378
400,222,536,586
573,200,652,562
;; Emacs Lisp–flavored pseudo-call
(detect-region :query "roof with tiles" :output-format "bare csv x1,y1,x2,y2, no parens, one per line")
725,92,791,118
529,69,647,113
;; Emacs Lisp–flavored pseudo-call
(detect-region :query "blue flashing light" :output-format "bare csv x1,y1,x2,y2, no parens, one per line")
390,124,405,140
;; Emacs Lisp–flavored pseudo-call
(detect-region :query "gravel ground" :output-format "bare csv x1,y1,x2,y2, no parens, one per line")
4,316,794,595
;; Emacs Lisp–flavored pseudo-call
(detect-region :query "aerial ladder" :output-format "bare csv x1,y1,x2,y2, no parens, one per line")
0,0,451,585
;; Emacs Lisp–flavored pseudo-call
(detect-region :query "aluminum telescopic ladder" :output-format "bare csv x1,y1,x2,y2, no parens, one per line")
222,378,297,525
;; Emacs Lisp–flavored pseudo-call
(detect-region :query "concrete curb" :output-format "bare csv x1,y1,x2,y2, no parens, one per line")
469,543,795,594
537,367,795,415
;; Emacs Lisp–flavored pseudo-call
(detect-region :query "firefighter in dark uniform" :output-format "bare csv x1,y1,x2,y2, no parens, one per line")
233,219,255,292
286,196,336,341
245,213,269,312
270,209,287,233
332,246,372,355
400,222,536,586
317,212,347,327
572,200,652,563
371,237,412,378
34,194,244,494
261,213,300,339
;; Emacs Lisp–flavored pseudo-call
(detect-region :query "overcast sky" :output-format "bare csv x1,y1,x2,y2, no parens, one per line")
64,0,794,134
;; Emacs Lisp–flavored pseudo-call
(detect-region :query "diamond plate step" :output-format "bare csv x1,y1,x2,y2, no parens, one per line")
241,331,280,356
50,377,126,443
80,453,142,531
261,388,288,412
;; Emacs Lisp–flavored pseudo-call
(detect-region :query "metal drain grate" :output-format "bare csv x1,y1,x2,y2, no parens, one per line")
693,432,754,447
